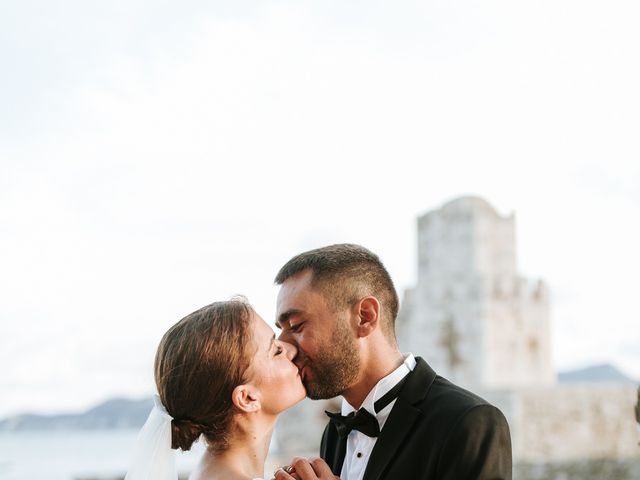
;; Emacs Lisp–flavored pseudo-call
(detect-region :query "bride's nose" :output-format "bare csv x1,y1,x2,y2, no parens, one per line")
282,341,298,360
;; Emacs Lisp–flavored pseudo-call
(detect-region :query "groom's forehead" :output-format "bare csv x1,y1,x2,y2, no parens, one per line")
277,276,330,306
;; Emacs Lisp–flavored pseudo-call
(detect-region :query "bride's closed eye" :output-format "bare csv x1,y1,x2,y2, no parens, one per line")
274,345,284,356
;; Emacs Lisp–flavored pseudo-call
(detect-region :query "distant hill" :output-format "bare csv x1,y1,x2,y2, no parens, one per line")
0,397,153,432
558,363,638,384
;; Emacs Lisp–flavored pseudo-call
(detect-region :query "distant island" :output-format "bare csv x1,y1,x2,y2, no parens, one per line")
1,363,637,432
0,397,153,432
557,363,637,384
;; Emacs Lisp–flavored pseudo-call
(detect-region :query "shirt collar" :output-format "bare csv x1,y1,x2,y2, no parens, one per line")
341,353,416,416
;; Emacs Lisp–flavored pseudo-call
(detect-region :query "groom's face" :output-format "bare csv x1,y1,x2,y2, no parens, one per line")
276,269,360,400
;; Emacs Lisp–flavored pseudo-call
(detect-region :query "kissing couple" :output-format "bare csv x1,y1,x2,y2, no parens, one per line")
126,244,512,480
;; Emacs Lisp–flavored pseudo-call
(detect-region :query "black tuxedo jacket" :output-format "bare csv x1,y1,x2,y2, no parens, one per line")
320,358,512,480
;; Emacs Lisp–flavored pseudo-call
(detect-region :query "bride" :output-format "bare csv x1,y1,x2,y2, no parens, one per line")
125,298,309,480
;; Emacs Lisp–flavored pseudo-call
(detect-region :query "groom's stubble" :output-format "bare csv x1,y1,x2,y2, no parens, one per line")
302,313,361,400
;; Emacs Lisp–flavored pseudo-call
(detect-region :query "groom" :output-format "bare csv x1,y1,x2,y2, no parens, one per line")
273,244,512,480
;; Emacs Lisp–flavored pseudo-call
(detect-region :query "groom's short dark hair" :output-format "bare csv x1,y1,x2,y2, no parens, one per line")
274,243,399,341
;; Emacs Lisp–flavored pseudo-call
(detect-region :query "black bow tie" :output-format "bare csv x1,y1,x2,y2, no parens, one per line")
325,374,409,439
326,408,380,438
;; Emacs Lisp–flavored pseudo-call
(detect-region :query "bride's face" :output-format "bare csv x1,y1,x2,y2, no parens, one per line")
247,312,306,415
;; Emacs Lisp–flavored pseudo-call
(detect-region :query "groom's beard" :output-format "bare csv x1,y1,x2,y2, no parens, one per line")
301,318,360,400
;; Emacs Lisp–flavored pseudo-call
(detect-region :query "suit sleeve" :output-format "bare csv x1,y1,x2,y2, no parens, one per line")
437,404,512,480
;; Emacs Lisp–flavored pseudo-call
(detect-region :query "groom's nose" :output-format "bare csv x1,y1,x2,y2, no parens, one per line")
277,329,292,345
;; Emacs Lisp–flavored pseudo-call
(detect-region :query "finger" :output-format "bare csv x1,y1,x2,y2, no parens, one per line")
308,457,335,477
274,468,296,480
274,462,297,477
291,457,319,479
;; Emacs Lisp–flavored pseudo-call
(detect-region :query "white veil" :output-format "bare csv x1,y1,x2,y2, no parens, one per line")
125,395,178,480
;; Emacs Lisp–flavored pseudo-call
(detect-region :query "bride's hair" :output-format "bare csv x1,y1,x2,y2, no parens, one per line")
154,298,254,452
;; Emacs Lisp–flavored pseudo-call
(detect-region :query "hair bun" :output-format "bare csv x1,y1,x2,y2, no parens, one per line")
171,418,205,451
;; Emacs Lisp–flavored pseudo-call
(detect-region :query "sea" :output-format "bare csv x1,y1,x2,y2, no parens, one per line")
0,430,205,480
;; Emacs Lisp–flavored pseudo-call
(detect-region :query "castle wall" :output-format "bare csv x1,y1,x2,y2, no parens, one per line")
398,279,486,388
483,385,639,462
485,278,555,388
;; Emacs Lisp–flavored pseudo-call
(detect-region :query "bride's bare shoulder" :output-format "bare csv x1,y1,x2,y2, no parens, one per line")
188,465,263,480
189,474,263,480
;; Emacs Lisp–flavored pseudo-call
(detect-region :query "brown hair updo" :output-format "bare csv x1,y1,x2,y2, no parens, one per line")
154,299,254,452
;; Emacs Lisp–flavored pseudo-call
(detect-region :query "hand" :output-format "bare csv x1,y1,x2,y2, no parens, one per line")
274,456,339,480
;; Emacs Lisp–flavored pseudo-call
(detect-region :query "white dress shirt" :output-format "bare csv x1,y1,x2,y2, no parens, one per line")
339,353,416,480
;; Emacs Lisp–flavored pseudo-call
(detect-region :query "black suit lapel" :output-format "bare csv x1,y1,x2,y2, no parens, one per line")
363,358,436,480
320,422,345,475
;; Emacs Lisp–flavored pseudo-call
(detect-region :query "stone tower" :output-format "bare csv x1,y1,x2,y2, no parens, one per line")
397,196,555,388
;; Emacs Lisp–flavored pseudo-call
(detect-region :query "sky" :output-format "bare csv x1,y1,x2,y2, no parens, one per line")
1,0,639,418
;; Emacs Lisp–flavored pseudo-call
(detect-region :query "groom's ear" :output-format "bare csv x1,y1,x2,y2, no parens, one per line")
354,296,380,338
231,384,261,413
